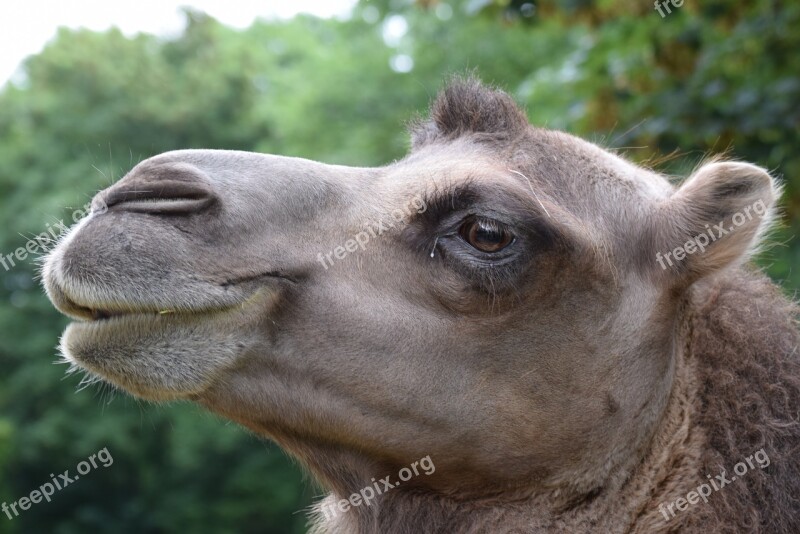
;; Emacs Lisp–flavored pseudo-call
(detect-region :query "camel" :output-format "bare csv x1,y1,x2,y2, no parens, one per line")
42,77,800,533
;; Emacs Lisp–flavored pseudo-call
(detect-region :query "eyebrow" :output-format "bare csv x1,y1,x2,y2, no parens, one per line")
413,179,566,248
420,179,483,221
419,178,548,222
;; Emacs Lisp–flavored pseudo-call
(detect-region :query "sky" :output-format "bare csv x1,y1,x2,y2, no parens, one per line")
0,0,359,86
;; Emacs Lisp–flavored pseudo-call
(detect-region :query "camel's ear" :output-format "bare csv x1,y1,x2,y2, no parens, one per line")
650,161,778,283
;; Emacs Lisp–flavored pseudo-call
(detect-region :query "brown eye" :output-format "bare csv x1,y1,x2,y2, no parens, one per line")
459,218,514,253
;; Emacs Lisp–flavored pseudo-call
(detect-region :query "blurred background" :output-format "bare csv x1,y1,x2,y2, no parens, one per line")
0,0,798,532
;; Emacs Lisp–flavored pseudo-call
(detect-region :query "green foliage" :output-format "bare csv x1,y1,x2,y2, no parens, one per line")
0,2,797,533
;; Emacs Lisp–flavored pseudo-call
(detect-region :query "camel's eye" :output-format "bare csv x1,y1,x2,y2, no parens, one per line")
459,218,514,253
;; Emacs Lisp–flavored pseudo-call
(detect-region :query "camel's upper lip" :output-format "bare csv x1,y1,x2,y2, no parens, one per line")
47,277,249,323
44,264,296,323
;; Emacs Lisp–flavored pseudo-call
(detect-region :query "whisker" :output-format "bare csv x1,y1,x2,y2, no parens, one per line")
508,168,550,218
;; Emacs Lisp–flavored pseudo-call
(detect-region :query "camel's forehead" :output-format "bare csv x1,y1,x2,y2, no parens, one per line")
385,140,507,189
386,132,675,221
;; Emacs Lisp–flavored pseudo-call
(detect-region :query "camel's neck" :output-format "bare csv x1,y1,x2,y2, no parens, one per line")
309,273,800,533
309,335,702,534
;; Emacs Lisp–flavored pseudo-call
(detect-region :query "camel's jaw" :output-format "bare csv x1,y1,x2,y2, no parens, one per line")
53,289,275,401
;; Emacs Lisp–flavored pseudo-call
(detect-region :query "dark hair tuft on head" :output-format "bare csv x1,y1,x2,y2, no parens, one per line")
409,75,529,149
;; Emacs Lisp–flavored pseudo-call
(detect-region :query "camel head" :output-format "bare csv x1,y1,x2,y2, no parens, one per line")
42,78,778,507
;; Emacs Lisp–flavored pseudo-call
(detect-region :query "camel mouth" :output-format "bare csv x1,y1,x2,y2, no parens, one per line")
66,305,244,336
52,278,277,333
58,292,258,327
82,306,209,323
86,307,189,322
90,308,135,321
54,292,230,324
43,263,281,324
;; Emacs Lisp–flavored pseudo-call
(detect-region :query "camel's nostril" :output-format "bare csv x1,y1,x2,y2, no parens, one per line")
101,179,217,215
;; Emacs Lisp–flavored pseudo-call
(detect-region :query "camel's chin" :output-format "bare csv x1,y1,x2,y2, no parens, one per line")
59,291,274,401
